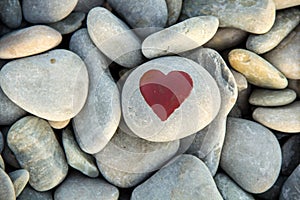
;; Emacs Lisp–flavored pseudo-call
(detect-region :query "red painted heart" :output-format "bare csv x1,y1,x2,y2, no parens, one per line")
139,69,193,121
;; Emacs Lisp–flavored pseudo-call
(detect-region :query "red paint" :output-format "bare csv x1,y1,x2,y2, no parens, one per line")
140,70,193,121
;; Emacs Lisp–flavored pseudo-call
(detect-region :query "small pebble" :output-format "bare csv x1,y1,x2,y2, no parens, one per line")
281,134,300,175
0,0,22,29
166,0,182,26
0,168,15,200
9,169,30,197
280,164,300,200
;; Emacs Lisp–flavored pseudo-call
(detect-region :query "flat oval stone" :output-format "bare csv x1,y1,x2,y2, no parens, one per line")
249,88,297,106
228,49,288,89
48,119,70,129
181,0,275,34
7,116,68,191
107,0,168,28
221,117,282,193
273,0,300,9
17,186,53,200
62,128,99,178
166,0,182,26
0,0,22,28
215,173,255,200
87,7,143,68
281,134,300,176
122,56,221,142
264,25,300,79
70,29,121,154
131,155,223,200
54,171,119,200
142,16,219,59
74,0,104,13
253,101,300,133
22,0,78,23
0,25,62,59
246,8,300,54
280,165,300,200
0,168,15,200
0,49,89,121
9,169,30,197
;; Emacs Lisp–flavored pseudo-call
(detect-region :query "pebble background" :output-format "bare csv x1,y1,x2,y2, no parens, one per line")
0,0,299,200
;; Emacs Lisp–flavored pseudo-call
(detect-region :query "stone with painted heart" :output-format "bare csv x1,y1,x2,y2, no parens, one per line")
121,56,221,142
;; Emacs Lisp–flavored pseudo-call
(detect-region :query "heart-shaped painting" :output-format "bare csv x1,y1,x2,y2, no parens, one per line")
140,69,193,121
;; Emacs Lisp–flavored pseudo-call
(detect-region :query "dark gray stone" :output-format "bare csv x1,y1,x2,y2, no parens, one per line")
281,134,300,176
0,0,22,28
17,186,53,200
280,165,300,200
166,0,182,26
74,0,104,13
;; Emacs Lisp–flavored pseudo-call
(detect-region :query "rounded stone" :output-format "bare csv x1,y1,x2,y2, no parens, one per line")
246,8,300,54
74,0,104,13
17,186,53,200
264,25,300,79
0,25,62,59
231,70,248,92
280,165,300,200
228,49,288,89
142,16,219,59
22,0,78,23
9,169,30,197
221,117,282,193
249,88,297,106
281,134,300,176
54,171,119,200
253,101,300,133
0,168,15,200
87,7,143,68
0,0,22,28
273,0,300,9
107,0,168,28
166,0,182,26
131,155,223,200
181,0,275,34
7,116,69,191
0,49,89,121
48,119,70,129
122,56,221,142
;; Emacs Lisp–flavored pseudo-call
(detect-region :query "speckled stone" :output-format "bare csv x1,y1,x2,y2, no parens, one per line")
9,169,30,197
70,28,121,154
281,134,300,176
229,49,288,89
166,0,182,26
264,25,300,79
181,0,275,34
288,79,300,97
0,49,89,121
54,171,119,200
249,88,297,106
273,0,300,9
22,0,78,23
204,28,248,51
0,167,15,200
107,0,168,28
280,164,300,200
48,119,70,129
74,0,104,13
221,117,282,193
0,0,22,28
131,155,223,200
215,173,255,200
87,7,143,68
62,128,99,177
253,101,300,133
17,186,53,200
49,12,86,35
7,116,68,191
142,16,219,59
0,25,62,59
247,8,300,54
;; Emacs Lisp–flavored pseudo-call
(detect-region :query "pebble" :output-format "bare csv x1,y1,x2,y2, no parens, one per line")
214,173,255,200
257,175,288,200
221,117,282,193
0,25,62,59
7,116,69,191
280,164,300,200
264,25,300,79
122,56,221,142
166,0,182,26
228,49,288,89
22,0,79,23
0,87,26,125
107,0,168,28
87,7,144,68
281,134,300,176
74,0,104,13
48,119,70,129
253,101,300,133
9,169,30,197
231,70,248,92
131,155,223,200
249,88,297,106
62,128,99,177
49,12,86,35
181,0,276,34
0,155,4,170
54,171,119,200
288,79,300,97
17,186,53,200
142,16,219,59
0,49,89,121
273,0,300,9
0,167,15,200
246,8,300,54
70,28,121,154
0,0,22,29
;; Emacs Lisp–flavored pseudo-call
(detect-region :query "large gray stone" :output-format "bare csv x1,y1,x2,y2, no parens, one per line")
131,155,223,200
281,134,300,176
9,169,30,197
0,167,15,200
0,0,22,28
280,165,300,200
221,117,282,193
